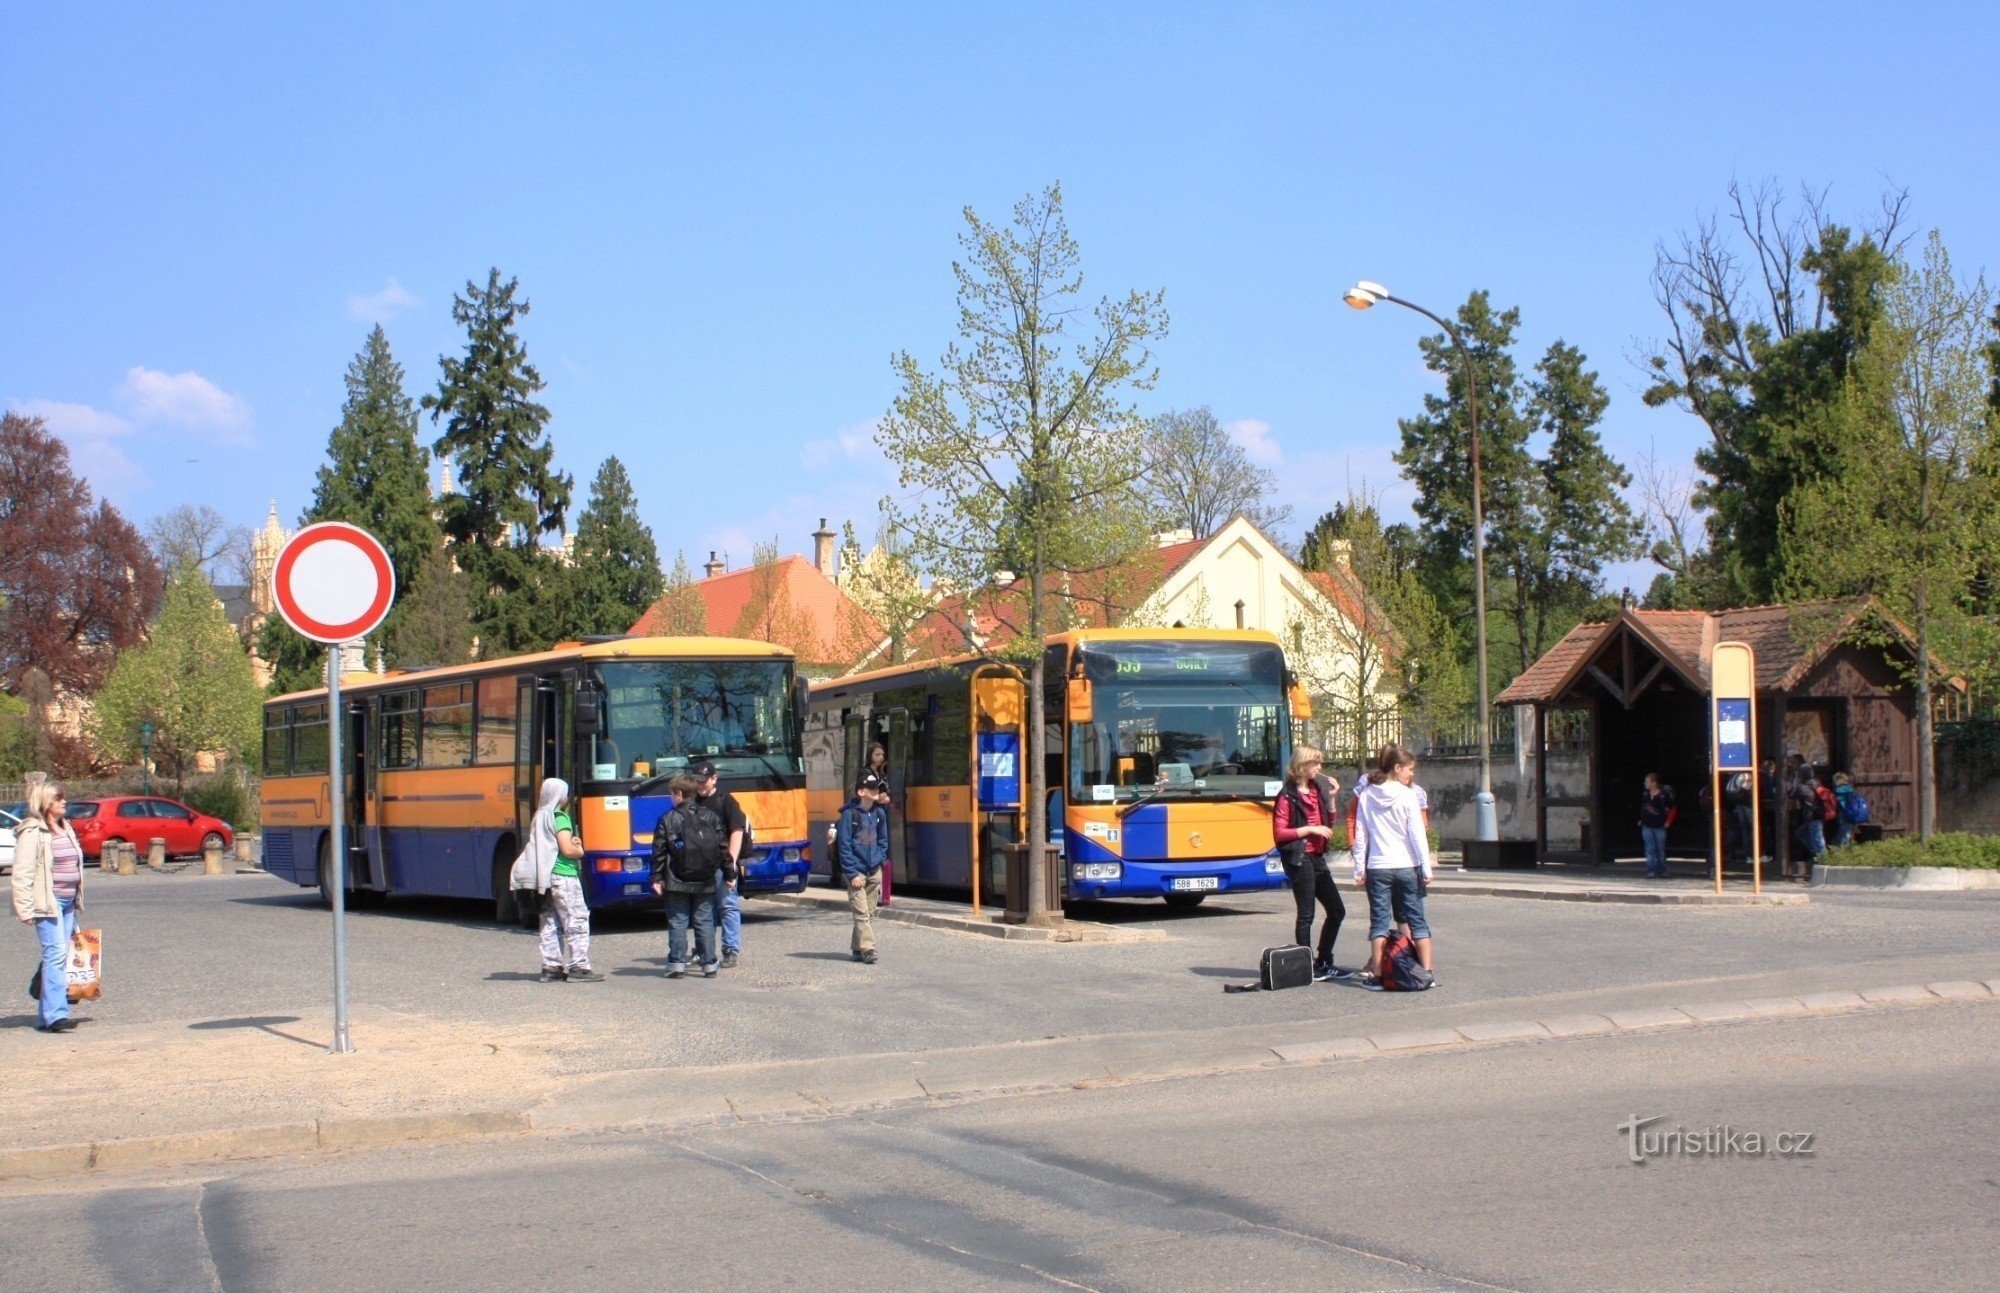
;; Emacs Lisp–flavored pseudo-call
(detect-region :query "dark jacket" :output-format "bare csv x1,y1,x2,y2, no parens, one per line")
650,802,736,895
1272,774,1338,866
834,797,890,881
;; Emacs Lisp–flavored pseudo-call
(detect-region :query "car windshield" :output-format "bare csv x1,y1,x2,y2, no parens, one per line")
590,659,800,781
1070,640,1288,802
0,807,18,828
66,802,100,819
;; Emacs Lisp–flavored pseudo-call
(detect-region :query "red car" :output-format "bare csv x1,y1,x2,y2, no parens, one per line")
68,796,235,861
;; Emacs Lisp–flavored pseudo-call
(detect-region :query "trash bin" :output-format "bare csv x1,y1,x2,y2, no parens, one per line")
999,843,1064,923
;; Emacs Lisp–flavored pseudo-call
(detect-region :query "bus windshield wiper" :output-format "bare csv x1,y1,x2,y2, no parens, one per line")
1117,786,1266,818
1115,784,1196,818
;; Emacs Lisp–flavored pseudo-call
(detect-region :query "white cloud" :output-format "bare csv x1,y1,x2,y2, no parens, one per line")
116,366,253,442
799,417,885,471
347,277,421,323
1226,417,1283,467
8,397,134,440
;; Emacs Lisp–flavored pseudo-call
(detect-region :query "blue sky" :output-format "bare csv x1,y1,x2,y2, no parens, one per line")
5,2,1996,594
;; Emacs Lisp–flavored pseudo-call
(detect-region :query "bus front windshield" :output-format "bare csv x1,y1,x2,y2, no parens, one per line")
1070,640,1287,802
591,660,800,781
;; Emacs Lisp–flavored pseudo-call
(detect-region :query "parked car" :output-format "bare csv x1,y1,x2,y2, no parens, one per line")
0,805,19,873
67,796,234,861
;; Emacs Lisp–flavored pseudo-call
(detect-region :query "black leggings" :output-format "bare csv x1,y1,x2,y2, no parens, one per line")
1286,855,1345,960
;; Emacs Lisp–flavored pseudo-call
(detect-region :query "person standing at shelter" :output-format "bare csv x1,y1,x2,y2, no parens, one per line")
652,775,733,977
511,778,601,983
836,774,890,964
1271,747,1348,980
692,760,748,968
866,741,894,905
13,780,83,1032
1639,773,1676,878
1829,772,1858,847
1351,743,1435,987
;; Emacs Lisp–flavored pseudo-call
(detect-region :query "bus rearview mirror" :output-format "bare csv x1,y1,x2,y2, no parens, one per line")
575,688,602,735
1289,681,1312,722
1066,678,1093,723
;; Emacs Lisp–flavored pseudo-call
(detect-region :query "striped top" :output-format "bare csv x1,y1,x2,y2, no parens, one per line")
49,827,83,901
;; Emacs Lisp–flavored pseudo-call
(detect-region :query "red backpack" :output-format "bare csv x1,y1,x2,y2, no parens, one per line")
1814,784,1838,823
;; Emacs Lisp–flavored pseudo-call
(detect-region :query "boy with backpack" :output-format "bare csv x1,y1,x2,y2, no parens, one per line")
835,774,890,964
650,774,738,978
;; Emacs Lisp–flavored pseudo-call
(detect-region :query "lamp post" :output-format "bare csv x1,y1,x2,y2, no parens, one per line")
138,721,154,795
1343,281,1498,842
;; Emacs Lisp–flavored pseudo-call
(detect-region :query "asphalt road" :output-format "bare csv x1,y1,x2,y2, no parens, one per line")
5,1002,1994,1292
20,869,1998,1074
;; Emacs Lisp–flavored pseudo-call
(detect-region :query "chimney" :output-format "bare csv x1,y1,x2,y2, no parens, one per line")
1327,538,1354,570
812,517,835,576
704,550,725,579
1234,599,1247,630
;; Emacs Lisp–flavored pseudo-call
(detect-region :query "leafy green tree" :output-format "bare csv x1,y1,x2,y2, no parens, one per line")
382,542,478,668
423,268,572,654
1781,231,1998,838
91,566,263,791
1140,406,1290,537
1394,296,1637,688
879,183,1167,923
836,519,932,666
259,325,442,692
1643,181,1908,604
642,552,709,636
556,456,663,639
1300,502,1419,585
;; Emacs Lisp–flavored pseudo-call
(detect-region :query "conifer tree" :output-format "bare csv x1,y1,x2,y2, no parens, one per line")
423,268,572,654
383,542,477,669
259,326,441,692
560,456,664,638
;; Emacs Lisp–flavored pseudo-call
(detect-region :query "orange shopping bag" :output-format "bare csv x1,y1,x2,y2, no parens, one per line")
66,927,102,1001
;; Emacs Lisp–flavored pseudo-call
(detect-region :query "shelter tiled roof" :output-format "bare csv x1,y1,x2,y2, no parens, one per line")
1495,598,1894,705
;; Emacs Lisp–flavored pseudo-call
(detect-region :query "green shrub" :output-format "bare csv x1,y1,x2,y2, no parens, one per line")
1823,832,2000,869
184,775,257,830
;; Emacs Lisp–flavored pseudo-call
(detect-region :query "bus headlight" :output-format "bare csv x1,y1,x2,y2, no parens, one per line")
1073,863,1121,881
781,847,802,863
1264,853,1285,874
624,857,649,873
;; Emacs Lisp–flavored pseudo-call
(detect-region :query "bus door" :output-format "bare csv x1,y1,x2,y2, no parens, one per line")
883,707,911,885
342,695,375,886
520,674,573,839
514,677,538,844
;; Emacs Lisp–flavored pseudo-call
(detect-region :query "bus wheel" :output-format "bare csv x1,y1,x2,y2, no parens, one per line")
1163,892,1206,911
316,836,335,908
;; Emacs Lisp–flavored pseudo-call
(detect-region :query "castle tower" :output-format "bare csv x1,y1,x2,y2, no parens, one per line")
249,501,287,615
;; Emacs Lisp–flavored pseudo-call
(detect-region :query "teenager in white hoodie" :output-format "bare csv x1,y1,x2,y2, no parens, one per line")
1350,743,1435,984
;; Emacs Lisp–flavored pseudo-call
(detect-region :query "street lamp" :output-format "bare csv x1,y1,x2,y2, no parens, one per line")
1344,280,1499,842
138,721,155,795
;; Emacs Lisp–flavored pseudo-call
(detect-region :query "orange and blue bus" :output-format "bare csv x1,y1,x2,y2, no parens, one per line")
259,637,810,920
806,629,1307,907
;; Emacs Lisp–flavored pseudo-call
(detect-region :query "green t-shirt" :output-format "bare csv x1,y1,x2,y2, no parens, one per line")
550,809,580,878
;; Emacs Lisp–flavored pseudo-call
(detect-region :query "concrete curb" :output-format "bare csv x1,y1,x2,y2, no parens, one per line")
0,1110,529,1183
1813,864,2000,890
8,980,1992,1184
757,889,1166,942
1430,881,1809,906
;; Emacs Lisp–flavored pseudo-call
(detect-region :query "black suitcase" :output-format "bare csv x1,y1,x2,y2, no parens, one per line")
1259,945,1313,991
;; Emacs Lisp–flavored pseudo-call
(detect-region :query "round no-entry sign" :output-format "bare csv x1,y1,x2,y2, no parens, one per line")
271,522,397,643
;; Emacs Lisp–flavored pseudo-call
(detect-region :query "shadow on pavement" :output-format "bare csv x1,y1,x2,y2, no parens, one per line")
187,1015,318,1046
1186,966,1252,978
787,951,858,961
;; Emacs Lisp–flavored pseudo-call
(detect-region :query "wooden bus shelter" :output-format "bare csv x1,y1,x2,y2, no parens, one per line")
1495,598,1940,868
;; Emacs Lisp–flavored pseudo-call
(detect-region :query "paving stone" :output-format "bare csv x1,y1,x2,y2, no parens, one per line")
1925,981,1992,1001
89,1123,318,1172
1366,1028,1465,1053
1798,990,1867,1011
1742,997,1810,1017
1987,979,2000,997
1539,1014,1616,1037
1859,984,1937,1005
1454,1020,1551,1043
1606,1007,1696,1031
1679,1000,1762,1024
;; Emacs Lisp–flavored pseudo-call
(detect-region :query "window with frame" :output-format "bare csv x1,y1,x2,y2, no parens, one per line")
262,709,290,777
292,703,329,775
381,692,419,769
475,675,518,765
420,683,474,768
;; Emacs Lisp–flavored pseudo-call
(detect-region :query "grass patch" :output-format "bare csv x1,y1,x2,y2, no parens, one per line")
1822,832,2000,869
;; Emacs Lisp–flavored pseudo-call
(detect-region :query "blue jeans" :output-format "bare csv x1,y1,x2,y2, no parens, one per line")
1365,868,1429,941
710,872,740,953
665,891,717,972
36,897,77,1027
1795,818,1825,861
1641,826,1669,876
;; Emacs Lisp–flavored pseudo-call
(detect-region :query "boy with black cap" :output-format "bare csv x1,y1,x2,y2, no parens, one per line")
691,760,749,967
835,773,890,963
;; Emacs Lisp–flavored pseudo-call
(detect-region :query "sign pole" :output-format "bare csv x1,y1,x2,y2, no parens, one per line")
328,644,353,1055
1709,642,1758,897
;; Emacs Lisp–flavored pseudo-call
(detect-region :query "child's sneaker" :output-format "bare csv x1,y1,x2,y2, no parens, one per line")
538,965,566,982
567,968,604,983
